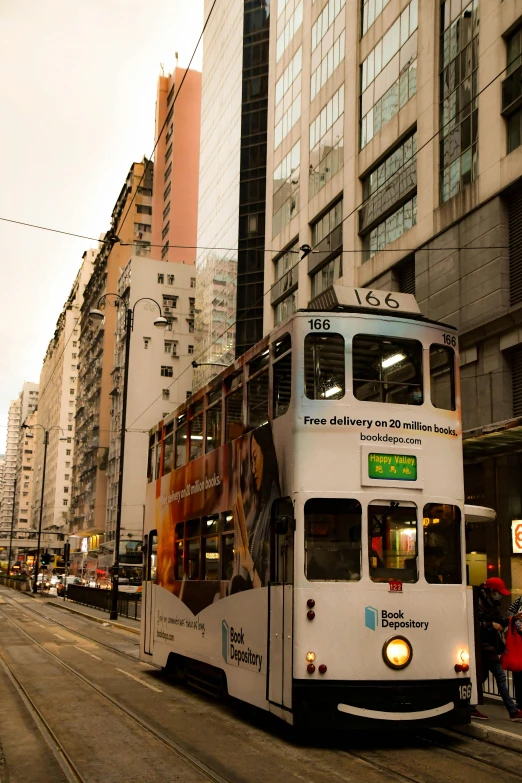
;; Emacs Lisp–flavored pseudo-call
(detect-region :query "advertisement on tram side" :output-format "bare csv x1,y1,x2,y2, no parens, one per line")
154,423,280,614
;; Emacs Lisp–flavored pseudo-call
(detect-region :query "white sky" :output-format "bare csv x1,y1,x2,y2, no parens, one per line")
0,0,204,439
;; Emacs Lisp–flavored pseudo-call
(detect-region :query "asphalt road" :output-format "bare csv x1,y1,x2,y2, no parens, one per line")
0,586,520,783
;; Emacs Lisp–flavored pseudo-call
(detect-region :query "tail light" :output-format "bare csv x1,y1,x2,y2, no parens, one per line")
307,663,315,674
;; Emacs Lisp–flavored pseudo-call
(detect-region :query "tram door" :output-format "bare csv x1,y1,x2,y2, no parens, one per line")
268,499,294,710
143,531,157,656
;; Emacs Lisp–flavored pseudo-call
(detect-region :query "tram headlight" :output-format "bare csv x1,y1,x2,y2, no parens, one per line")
306,652,316,662
383,636,412,670
458,649,470,665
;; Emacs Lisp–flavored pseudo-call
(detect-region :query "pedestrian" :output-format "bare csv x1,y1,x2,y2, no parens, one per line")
506,592,522,712
471,577,522,722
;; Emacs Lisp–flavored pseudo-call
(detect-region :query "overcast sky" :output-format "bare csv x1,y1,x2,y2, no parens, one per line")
0,0,203,440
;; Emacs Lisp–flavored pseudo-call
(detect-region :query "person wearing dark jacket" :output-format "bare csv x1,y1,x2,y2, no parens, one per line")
507,593,522,712
472,577,522,721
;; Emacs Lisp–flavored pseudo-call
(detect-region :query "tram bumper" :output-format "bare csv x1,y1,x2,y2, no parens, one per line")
293,679,471,728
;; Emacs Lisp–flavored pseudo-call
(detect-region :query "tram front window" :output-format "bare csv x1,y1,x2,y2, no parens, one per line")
353,335,423,405
304,499,362,581
304,334,345,400
369,502,418,583
423,504,462,584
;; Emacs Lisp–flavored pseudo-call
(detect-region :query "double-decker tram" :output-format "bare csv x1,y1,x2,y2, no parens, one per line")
141,285,475,728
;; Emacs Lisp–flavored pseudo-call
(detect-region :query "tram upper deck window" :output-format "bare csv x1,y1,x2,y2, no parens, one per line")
190,408,204,461
423,504,462,584
304,498,362,581
353,335,423,405
226,373,244,442
175,414,187,468
304,334,345,400
247,352,269,429
147,434,154,482
369,502,418,583
273,334,291,417
430,345,456,411
206,388,222,453
163,423,173,475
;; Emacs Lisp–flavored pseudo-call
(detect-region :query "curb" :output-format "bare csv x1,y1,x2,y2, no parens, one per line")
452,723,522,754
43,599,141,636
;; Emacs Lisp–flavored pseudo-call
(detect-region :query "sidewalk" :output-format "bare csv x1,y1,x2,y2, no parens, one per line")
454,698,522,753
27,591,141,634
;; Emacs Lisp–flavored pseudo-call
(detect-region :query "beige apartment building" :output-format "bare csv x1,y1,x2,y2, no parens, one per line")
70,161,153,560
31,254,94,543
265,0,522,589
11,382,38,530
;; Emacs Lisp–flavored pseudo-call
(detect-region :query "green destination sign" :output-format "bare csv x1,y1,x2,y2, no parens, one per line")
368,453,417,481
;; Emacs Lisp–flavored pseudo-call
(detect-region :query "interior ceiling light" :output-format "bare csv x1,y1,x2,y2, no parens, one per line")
382,353,405,369
324,386,341,398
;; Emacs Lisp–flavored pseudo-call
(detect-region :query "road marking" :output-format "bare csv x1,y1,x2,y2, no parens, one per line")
73,645,102,662
115,668,162,692
53,633,67,641
35,623,46,629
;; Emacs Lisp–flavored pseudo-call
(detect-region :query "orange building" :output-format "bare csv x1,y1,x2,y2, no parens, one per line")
151,66,202,265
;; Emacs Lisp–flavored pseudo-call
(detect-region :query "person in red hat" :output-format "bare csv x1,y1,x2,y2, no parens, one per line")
472,577,522,722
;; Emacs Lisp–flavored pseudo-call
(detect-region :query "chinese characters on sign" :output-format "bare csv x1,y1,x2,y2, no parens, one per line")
368,453,417,481
512,520,522,554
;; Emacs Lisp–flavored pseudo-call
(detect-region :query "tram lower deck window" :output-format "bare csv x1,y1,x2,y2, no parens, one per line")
423,504,462,584
353,335,423,405
304,498,362,581
369,502,418,583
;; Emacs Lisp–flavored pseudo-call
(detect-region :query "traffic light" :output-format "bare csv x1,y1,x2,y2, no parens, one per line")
63,543,70,566
40,553,51,566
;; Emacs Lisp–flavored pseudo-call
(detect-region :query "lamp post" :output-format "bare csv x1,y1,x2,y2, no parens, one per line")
23,424,67,594
89,294,167,620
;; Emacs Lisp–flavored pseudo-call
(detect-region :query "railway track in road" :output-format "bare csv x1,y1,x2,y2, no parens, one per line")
1,588,521,783
0,607,232,783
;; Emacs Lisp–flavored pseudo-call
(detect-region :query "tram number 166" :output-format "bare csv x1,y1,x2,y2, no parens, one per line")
459,684,472,701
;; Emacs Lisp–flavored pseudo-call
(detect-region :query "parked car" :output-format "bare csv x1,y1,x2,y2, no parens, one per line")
56,576,82,597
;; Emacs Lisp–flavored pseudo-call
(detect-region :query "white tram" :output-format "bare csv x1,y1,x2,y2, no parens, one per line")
141,286,475,728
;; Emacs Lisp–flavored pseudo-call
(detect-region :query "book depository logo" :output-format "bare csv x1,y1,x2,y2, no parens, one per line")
365,606,378,631
221,619,263,672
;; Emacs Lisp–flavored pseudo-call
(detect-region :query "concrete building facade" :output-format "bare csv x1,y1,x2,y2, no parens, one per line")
263,0,522,592
31,254,94,540
0,399,20,530
70,161,153,557
151,66,202,265
97,257,196,575
13,383,39,530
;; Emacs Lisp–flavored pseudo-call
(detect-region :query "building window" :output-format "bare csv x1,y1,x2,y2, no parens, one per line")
311,254,343,298
73,341,77,347
362,0,391,36
163,202,171,220
274,47,302,150
66,462,70,468
164,162,172,182
143,337,150,349
162,222,170,241
164,341,176,355
440,1,479,202
276,0,303,63
164,182,171,201
360,132,418,258
167,274,175,285
360,0,418,148
165,143,173,163
311,30,345,101
189,297,195,313
188,319,194,333
134,222,151,234
137,204,152,215
66,450,71,455
162,389,170,400
188,345,194,354
508,111,522,154
163,296,177,309
363,196,417,259
186,390,192,400
157,274,164,284
72,354,77,359
512,345,522,417
273,141,300,237
68,425,73,431
274,292,298,325
190,277,196,288
312,0,345,53
309,86,344,199
161,242,169,259
63,499,68,506
312,199,343,246
272,240,299,324
161,366,173,377
64,486,69,493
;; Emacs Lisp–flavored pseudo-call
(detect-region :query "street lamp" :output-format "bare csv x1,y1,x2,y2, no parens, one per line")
89,294,166,620
22,424,67,593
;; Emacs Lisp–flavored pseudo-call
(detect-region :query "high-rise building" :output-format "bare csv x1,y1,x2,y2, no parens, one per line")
151,66,202,264
31,254,94,539
70,160,153,558
263,0,522,588
0,400,20,530
98,256,196,576
194,0,271,388
13,382,39,530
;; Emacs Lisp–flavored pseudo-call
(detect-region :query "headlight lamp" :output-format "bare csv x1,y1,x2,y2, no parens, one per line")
383,636,413,670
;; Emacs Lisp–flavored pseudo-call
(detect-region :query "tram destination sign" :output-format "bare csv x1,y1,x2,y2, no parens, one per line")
368,453,417,481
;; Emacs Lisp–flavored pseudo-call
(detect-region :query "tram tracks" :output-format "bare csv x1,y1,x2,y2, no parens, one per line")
0,608,232,783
